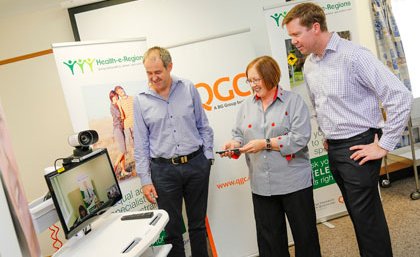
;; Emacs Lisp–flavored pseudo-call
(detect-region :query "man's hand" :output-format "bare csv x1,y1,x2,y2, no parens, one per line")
142,184,158,204
349,134,388,165
241,139,266,153
323,140,328,151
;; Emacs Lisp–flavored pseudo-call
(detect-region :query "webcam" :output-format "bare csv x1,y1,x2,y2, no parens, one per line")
68,130,98,147
67,130,99,158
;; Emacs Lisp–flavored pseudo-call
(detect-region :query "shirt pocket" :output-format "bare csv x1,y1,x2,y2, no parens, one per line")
243,121,257,144
268,112,290,138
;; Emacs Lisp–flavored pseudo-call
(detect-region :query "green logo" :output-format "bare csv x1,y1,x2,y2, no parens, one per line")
270,10,288,27
63,58,95,75
322,1,352,12
63,54,143,75
270,1,351,28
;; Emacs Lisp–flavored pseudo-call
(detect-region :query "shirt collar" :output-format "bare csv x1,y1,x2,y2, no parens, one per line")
326,32,340,53
141,75,180,96
310,32,339,61
253,86,284,102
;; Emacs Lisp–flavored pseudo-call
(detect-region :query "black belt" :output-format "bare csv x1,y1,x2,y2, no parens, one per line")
327,128,382,144
152,147,202,165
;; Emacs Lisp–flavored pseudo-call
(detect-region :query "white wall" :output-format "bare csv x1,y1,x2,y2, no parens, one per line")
0,0,376,256
0,7,74,198
0,7,75,256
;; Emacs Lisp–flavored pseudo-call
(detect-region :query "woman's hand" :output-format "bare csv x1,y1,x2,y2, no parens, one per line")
219,140,241,158
241,139,266,153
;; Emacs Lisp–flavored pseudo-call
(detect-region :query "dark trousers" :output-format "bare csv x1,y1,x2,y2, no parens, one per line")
252,187,321,257
327,128,392,257
151,151,211,257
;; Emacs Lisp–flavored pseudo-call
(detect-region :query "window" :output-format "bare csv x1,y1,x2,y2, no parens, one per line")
392,0,420,98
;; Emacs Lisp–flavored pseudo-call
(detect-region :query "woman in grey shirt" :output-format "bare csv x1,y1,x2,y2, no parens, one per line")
220,56,321,257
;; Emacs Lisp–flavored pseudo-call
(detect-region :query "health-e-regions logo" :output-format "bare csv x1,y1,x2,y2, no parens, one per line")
270,1,352,27
270,10,288,27
322,1,351,12
63,54,143,75
63,58,95,75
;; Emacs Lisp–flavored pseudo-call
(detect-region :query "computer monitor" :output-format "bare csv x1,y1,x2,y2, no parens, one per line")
44,148,122,239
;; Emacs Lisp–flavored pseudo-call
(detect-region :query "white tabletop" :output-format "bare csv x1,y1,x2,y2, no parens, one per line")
53,210,169,257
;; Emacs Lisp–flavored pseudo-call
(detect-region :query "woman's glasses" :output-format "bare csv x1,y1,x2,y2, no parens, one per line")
245,78,262,85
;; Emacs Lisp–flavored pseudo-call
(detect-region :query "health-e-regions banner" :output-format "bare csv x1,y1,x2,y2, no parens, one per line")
52,38,170,241
263,0,357,221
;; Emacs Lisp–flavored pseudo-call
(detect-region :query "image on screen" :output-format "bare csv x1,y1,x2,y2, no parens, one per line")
45,148,122,239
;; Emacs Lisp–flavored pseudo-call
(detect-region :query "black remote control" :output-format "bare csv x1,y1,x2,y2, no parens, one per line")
121,212,154,220
216,148,240,155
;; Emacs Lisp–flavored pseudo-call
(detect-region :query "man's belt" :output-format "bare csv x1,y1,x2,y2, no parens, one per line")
327,128,382,144
152,147,202,165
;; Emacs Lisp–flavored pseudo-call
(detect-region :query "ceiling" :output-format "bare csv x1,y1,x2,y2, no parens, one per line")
0,0,107,19
0,0,63,19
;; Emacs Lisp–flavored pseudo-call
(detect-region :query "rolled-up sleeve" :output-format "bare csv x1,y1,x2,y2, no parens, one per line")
356,50,413,151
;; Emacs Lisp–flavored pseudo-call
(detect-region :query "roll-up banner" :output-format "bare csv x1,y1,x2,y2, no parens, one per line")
263,0,358,221
168,29,258,257
52,38,154,212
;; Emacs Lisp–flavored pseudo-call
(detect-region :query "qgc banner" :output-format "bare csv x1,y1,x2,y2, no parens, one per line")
169,30,259,257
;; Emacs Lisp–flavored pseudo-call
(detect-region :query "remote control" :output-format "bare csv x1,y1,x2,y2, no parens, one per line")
121,212,154,220
216,148,240,155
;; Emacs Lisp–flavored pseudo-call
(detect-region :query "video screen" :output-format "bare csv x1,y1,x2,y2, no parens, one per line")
45,148,121,239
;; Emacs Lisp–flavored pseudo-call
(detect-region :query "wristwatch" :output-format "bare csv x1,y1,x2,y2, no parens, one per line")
265,138,272,150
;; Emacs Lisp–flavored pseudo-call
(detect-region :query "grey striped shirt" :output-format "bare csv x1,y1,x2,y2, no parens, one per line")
232,89,312,196
304,32,412,151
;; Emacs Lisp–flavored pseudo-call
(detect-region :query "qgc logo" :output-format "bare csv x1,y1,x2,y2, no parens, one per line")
63,58,95,75
195,73,250,111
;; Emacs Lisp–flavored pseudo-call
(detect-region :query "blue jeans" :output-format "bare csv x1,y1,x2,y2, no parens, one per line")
151,151,211,257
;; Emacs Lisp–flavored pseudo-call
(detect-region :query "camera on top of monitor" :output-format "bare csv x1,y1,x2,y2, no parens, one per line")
63,130,99,166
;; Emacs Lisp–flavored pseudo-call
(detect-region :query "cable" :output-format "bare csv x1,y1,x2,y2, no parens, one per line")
53,158,65,172
49,224,63,251
54,156,76,171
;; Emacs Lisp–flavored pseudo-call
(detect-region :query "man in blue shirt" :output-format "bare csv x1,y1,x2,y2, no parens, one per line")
133,46,214,257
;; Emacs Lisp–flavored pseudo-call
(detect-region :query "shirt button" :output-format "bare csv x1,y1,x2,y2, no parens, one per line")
263,155,266,159
174,130,176,132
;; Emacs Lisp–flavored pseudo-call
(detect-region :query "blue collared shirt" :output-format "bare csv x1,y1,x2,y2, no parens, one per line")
133,75,214,186
304,32,412,151
232,88,313,196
